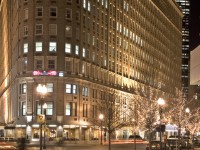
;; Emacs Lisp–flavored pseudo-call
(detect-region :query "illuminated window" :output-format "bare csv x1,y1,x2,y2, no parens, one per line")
22,102,26,116
49,42,56,52
65,43,71,53
65,84,77,94
47,83,53,92
82,86,88,96
88,1,90,11
23,43,28,53
83,0,86,8
35,42,42,52
46,102,53,115
75,45,79,55
20,83,27,94
82,48,86,57
65,102,77,116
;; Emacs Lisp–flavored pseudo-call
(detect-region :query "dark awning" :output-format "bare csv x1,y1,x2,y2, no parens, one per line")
4,126,15,129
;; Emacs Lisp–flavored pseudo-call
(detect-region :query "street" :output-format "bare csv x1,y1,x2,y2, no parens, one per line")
25,143,146,150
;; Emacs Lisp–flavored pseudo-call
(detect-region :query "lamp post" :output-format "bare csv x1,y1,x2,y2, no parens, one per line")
157,98,165,150
43,103,47,149
99,114,104,145
37,84,47,150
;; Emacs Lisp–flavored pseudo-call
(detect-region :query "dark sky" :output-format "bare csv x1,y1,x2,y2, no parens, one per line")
189,0,200,50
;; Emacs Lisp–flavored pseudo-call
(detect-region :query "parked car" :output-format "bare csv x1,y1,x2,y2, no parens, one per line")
192,136,200,148
146,140,169,150
128,135,143,142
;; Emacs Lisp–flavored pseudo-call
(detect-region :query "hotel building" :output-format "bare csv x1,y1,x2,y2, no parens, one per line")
0,0,182,142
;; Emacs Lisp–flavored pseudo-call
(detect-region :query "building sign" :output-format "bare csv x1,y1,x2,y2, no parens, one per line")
37,114,45,123
33,70,57,76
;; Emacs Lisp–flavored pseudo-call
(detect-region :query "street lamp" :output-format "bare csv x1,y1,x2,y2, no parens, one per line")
43,103,47,149
99,114,104,145
37,84,47,150
157,98,165,150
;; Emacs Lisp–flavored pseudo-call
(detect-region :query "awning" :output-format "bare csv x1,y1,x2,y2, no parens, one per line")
4,126,15,129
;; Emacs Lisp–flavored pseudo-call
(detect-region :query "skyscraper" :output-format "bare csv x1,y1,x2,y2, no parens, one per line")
176,0,190,98
0,0,182,142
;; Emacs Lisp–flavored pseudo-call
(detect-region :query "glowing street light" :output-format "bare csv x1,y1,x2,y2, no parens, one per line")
157,98,165,150
37,84,47,150
99,114,104,145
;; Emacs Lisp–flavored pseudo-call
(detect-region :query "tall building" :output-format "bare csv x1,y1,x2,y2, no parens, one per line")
176,0,190,99
0,0,182,142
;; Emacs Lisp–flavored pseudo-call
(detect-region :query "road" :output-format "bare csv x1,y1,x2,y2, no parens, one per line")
25,143,146,150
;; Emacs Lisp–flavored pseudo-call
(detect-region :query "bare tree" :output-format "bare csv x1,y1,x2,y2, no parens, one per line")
89,89,130,150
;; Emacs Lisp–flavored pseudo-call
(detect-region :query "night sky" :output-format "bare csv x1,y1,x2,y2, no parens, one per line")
190,0,200,50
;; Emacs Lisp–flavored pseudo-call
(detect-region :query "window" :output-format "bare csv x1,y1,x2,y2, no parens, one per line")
65,43,71,53
49,42,56,52
88,1,90,11
24,26,28,36
50,7,57,17
35,24,43,35
36,7,43,17
83,104,88,117
66,102,70,115
65,102,77,116
22,102,26,116
65,26,72,37
49,24,57,36
47,83,53,92
35,59,43,69
46,102,53,115
82,86,88,96
75,45,79,55
65,58,72,72
65,8,72,20
65,84,77,94
24,8,28,19
83,0,86,8
23,57,28,71
82,48,86,57
48,60,55,69
35,42,42,52
20,83,27,94
23,43,28,53
76,11,80,22
36,102,53,115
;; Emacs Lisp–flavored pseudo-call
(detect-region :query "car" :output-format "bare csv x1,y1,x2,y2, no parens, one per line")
128,135,143,142
192,136,200,148
146,140,169,150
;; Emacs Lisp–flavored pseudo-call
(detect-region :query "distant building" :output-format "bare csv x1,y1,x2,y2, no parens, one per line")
0,0,182,142
176,0,190,99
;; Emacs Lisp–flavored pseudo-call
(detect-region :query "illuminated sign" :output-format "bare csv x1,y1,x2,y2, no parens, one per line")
33,70,57,76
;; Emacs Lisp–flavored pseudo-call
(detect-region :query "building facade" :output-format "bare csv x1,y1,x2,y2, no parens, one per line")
176,0,190,99
0,0,182,142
